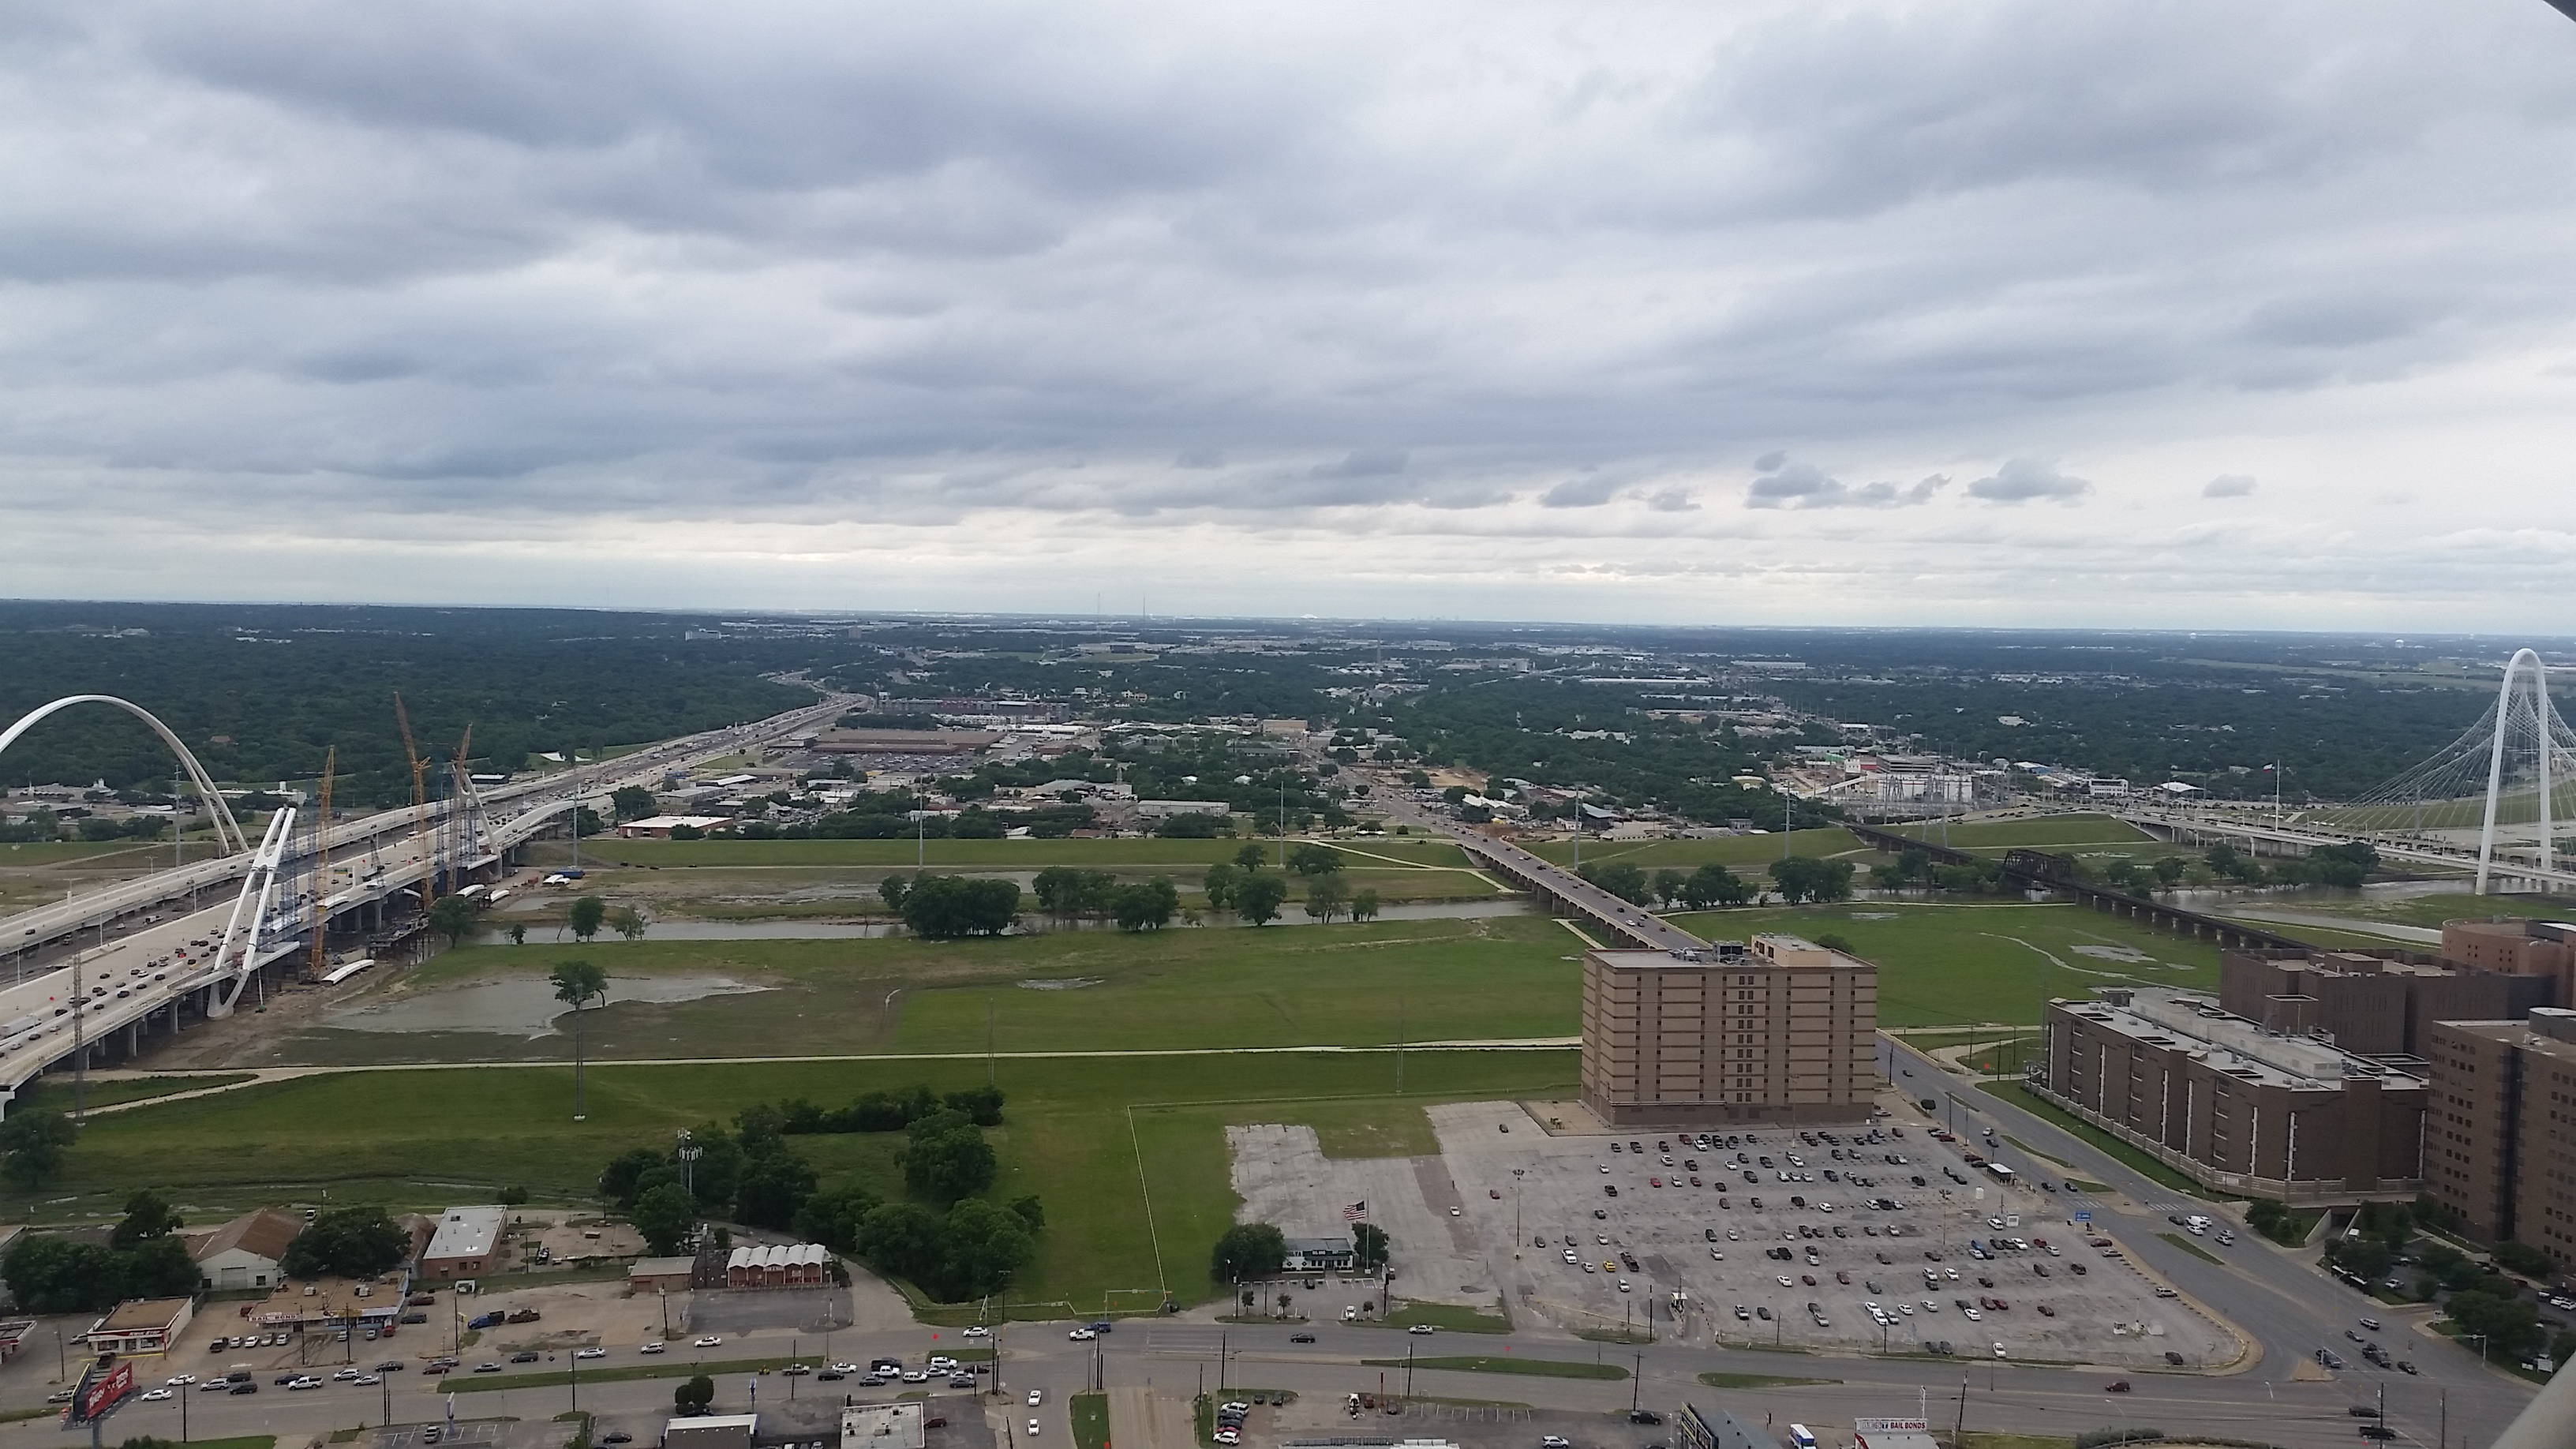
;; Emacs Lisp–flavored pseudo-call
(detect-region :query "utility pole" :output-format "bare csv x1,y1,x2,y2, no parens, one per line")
1630,1351,1642,1413
1953,1372,1968,1447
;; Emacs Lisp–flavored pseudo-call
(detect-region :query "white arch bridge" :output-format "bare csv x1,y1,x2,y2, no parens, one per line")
2109,647,2576,893
0,691,848,1111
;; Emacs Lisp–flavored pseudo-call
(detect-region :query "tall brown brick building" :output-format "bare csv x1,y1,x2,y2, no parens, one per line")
2441,919,2576,1005
2424,1009,2576,1256
2218,947,2548,1058
1579,934,1878,1126
2037,987,2425,1201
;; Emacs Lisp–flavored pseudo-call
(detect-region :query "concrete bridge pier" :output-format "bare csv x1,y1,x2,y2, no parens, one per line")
125,1020,140,1058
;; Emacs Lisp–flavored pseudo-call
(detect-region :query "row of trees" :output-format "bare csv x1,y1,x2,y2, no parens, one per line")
770,1085,1006,1135
1574,859,1764,910
1031,869,1181,931
0,1194,410,1314
880,875,1020,938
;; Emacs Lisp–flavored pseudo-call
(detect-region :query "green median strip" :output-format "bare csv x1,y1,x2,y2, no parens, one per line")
1071,1392,1110,1449
441,1354,812,1393
1696,1372,1840,1390
2157,1233,2224,1267
1358,1356,1626,1380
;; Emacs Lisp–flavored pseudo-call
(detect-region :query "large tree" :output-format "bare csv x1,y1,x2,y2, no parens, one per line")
1236,874,1289,927
281,1208,410,1279
1211,1222,1287,1282
552,959,611,1119
902,1110,998,1203
0,1110,77,1190
111,1191,183,1249
610,785,658,822
567,894,608,941
631,1184,698,1257
428,893,480,949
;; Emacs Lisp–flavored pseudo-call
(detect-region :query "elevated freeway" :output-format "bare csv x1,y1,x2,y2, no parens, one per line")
0,693,851,1106
2112,803,2576,893
3,695,851,966
1365,789,1710,952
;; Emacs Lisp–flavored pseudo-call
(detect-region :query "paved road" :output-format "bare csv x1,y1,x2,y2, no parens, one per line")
1881,1035,2531,1448
1366,793,1709,953
9,1305,2497,1449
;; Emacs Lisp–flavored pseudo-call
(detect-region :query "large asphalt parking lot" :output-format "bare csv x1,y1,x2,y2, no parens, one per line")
1434,1102,2239,1368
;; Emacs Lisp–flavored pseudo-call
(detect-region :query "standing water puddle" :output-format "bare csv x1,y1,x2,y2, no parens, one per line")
324,973,770,1038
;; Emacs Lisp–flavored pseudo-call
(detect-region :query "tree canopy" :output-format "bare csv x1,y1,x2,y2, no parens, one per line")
280,1207,410,1279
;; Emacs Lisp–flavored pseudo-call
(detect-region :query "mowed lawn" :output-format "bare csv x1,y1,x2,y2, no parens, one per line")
892,914,1580,1053
48,1048,1578,1314
1661,900,2219,1026
278,915,1581,1065
565,837,1476,870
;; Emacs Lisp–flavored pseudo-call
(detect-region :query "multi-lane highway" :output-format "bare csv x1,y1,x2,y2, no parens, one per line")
0,695,852,1104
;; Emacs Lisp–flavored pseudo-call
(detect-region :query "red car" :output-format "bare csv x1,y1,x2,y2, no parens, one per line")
1650,1178,1662,1188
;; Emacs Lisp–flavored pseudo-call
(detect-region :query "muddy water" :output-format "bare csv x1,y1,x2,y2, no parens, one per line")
324,973,769,1037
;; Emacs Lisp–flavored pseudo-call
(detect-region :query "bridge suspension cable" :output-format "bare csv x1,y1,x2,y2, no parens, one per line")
2332,648,2576,891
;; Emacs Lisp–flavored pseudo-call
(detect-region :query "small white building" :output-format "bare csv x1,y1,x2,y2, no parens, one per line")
188,1208,302,1291
615,815,737,838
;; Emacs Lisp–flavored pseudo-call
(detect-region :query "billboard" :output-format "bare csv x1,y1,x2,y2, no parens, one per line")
68,1358,133,1425
1855,1421,1929,1434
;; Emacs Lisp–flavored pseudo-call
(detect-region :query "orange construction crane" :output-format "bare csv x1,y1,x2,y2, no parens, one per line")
309,746,335,977
394,694,432,909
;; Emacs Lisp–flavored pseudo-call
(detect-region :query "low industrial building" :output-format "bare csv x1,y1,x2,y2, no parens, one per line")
843,1402,926,1449
614,815,736,839
186,1208,302,1292
723,1243,829,1289
1280,1237,1357,1272
2036,987,2426,1203
415,1206,507,1281
1581,935,1879,1126
628,1256,698,1294
1679,1403,1783,1449
80,1298,193,1357
665,1414,759,1449
2218,948,2548,1058
2424,1008,2576,1255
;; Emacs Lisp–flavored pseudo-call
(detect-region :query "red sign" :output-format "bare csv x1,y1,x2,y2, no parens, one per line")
71,1360,132,1425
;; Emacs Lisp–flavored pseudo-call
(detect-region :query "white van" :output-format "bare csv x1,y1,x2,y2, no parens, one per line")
1788,1425,1820,1449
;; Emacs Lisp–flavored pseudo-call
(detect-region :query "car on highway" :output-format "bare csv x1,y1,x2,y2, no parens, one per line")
1290,1334,1316,1343
694,1335,722,1347
140,1389,174,1402
575,1348,608,1360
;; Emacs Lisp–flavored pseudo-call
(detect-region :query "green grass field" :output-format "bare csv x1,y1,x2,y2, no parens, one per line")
1072,1392,1110,1449
1975,1081,2210,1199
286,915,1580,1065
15,1073,256,1111
560,838,1476,870
1663,901,2218,1026
47,1048,1578,1314
1524,829,1861,871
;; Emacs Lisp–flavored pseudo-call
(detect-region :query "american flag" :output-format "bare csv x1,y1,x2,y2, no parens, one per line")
1341,1201,1368,1222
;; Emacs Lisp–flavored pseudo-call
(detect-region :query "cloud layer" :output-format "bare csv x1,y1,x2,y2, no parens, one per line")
1,0,2574,627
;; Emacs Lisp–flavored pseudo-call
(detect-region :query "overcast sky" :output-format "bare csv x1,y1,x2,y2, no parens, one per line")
5,0,2575,630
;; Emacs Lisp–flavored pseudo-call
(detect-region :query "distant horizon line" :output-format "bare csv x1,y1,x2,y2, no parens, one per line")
0,594,2568,646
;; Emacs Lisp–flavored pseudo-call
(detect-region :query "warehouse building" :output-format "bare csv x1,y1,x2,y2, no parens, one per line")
2037,988,2425,1203
2424,1008,2576,1256
1581,934,1878,1127
415,1206,507,1281
186,1208,302,1292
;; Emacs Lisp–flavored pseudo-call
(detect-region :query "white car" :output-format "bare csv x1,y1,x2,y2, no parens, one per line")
140,1390,173,1402
354,1375,380,1386
901,1370,931,1383
1029,1390,1045,1407
575,1348,608,1360
1068,1327,1095,1341
695,1335,723,1348
831,1362,862,1374
164,1375,196,1387
961,1327,991,1339
639,1342,668,1355
1029,1421,1043,1439
287,1377,324,1391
